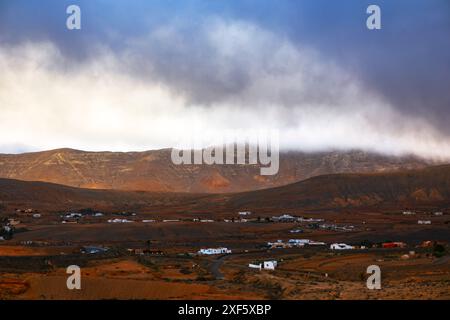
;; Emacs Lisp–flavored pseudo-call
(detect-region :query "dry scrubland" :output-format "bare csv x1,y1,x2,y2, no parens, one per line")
0,250,448,300
0,213,449,300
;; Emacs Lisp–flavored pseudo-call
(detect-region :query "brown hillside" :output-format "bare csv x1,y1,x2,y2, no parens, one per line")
0,165,449,213
226,165,450,211
0,148,431,193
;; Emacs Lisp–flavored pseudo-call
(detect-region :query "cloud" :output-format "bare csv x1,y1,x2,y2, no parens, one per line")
0,18,450,161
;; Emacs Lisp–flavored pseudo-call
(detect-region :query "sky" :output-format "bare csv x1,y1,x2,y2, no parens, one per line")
0,0,449,159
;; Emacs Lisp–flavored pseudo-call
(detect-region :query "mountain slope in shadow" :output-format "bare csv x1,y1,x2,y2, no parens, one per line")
0,165,449,213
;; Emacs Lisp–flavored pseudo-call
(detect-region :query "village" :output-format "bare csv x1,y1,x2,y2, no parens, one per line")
2,208,447,272
0,206,448,300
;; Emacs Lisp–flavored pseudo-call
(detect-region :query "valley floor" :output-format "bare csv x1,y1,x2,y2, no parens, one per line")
0,210,449,300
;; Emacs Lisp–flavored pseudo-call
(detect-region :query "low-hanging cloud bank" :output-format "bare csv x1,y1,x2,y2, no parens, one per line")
0,18,449,160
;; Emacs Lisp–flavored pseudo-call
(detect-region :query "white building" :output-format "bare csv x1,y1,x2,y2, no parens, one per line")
248,261,278,270
249,263,262,270
263,261,277,270
298,217,324,222
308,241,326,246
65,213,83,218
197,247,232,255
108,218,133,223
330,243,354,250
238,211,252,216
288,239,311,245
418,220,431,225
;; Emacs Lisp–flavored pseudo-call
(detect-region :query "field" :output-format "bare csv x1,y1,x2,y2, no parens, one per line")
1,209,449,300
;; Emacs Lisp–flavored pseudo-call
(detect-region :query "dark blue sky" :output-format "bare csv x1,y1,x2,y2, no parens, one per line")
1,0,449,135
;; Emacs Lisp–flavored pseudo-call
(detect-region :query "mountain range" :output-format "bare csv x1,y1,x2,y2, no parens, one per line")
0,148,433,193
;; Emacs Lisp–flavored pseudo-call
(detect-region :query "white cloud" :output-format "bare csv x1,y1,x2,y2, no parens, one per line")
0,19,449,161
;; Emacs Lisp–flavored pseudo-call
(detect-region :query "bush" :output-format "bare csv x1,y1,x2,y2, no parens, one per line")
433,244,446,258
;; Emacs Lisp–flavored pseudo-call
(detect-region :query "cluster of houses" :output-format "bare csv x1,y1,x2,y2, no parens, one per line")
192,219,214,223
319,223,355,232
271,214,324,223
403,210,445,217
108,218,134,223
330,243,354,250
267,239,326,249
265,239,415,251
401,210,447,226
61,211,104,223
52,210,340,226
197,247,232,255
0,218,17,241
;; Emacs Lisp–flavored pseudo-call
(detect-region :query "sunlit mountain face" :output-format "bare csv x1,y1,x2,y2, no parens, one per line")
0,0,449,161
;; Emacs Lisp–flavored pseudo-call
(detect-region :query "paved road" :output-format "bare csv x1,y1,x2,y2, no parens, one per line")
208,249,300,280
210,255,227,279
209,250,265,280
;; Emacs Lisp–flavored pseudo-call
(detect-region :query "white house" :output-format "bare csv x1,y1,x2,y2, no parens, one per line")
418,220,431,225
330,243,354,250
288,239,311,245
263,261,277,270
238,211,252,216
197,247,231,255
308,241,326,246
249,261,277,270
108,218,133,223
249,263,262,270
65,213,83,218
